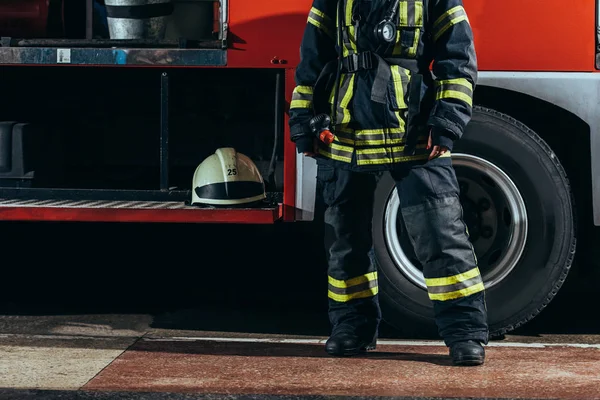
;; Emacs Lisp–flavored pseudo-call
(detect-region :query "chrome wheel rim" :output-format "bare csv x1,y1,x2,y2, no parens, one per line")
383,153,528,290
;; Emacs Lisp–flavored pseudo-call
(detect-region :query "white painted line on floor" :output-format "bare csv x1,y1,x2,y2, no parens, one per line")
2,333,599,349
141,336,600,349
0,334,135,340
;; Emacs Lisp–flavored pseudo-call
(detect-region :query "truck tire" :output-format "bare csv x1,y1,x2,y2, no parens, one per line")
373,106,576,338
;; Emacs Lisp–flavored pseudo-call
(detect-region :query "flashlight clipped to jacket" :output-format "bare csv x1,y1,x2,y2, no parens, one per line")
309,114,335,145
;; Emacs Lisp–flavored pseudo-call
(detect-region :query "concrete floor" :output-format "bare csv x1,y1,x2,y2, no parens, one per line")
1,221,599,399
0,314,600,399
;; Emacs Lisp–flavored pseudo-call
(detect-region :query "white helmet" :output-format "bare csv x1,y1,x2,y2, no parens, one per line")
191,147,266,206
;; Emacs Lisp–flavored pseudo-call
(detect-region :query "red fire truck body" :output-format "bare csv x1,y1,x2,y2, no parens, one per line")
0,0,598,336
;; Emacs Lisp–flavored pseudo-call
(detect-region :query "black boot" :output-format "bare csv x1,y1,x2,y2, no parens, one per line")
449,340,485,366
325,332,377,357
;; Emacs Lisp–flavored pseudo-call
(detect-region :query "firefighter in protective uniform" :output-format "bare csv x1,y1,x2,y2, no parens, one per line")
289,0,489,366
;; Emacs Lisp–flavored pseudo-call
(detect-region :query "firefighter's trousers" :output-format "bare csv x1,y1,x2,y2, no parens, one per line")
317,157,489,346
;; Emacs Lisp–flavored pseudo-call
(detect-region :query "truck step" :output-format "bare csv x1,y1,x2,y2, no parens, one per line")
0,198,281,224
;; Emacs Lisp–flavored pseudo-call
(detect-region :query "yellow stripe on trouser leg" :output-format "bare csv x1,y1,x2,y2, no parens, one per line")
425,267,485,301
328,272,379,302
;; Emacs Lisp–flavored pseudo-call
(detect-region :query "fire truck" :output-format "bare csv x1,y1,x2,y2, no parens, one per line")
0,0,598,338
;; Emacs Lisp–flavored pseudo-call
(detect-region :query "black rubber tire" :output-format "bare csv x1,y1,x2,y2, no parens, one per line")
373,106,577,338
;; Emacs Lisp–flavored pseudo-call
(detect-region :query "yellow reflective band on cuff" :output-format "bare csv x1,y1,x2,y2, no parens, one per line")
435,78,473,106
425,267,481,287
328,272,378,303
328,286,379,302
428,282,484,301
426,267,485,301
328,271,377,288
294,86,314,95
437,78,473,91
290,100,312,109
436,90,473,106
291,86,314,109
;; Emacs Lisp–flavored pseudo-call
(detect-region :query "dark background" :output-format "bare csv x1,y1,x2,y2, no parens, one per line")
0,220,597,338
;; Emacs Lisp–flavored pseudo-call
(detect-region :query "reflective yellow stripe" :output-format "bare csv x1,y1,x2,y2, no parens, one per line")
295,86,314,95
340,74,355,124
413,1,424,26
308,17,333,39
408,28,420,57
433,6,469,42
354,126,406,146
435,78,473,106
356,144,429,165
433,5,463,28
355,128,404,135
329,73,355,124
345,0,354,25
437,78,473,91
398,1,408,25
358,146,406,155
318,141,354,163
357,153,429,165
310,7,332,25
428,282,484,301
318,148,352,162
290,100,312,109
328,286,379,302
390,66,409,109
342,25,358,57
336,136,354,145
339,0,357,57
436,90,473,106
328,272,378,303
329,142,353,154
328,272,377,288
425,267,481,287
308,7,334,39
356,138,405,146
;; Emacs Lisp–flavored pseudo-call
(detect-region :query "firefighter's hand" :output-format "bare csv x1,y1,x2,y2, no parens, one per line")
427,130,449,160
303,139,319,158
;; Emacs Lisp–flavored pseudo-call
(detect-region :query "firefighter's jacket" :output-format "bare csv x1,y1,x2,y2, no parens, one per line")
289,0,477,171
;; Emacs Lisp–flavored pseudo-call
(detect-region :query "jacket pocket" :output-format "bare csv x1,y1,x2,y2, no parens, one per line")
316,164,337,206
388,65,411,111
393,0,424,58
